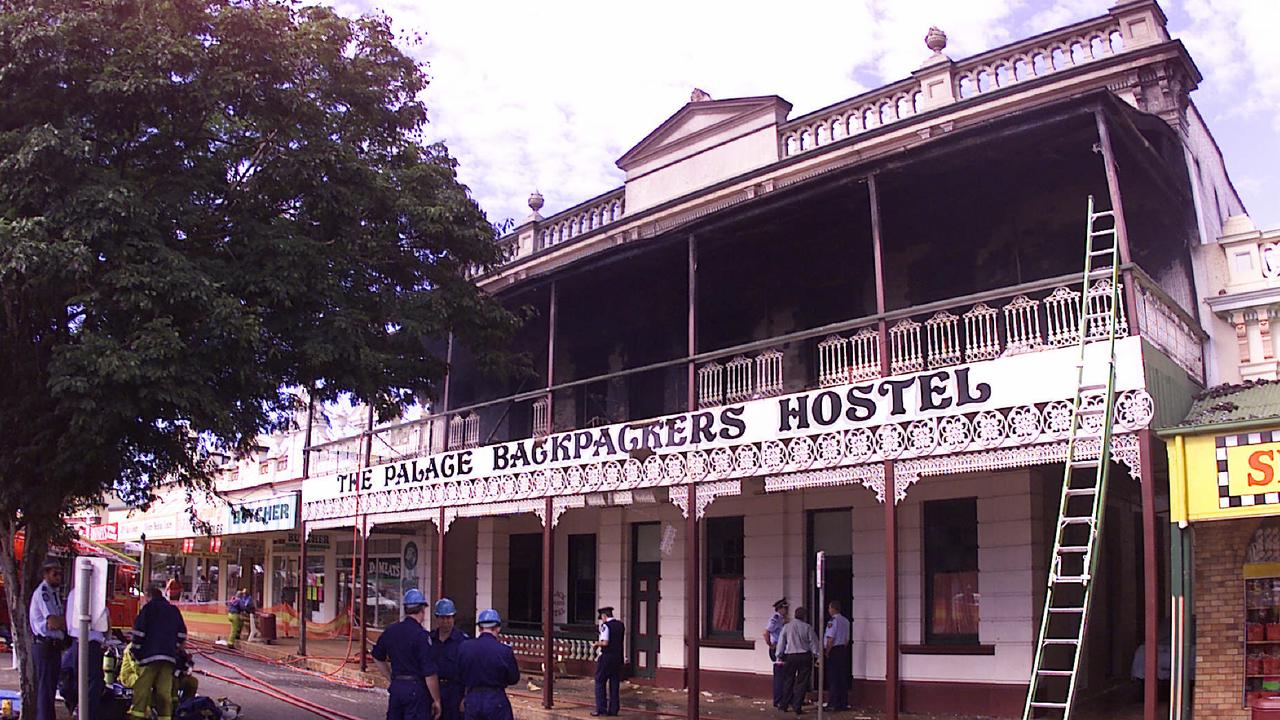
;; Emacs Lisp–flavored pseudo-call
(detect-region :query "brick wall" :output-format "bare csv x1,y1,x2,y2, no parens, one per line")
1193,518,1261,719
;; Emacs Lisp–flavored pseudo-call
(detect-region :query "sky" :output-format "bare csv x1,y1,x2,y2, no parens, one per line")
332,0,1278,232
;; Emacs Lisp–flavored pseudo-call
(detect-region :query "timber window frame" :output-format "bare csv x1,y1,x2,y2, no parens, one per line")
922,498,981,646
705,515,745,638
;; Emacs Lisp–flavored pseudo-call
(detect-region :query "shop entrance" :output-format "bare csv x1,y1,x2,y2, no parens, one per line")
630,522,662,679
807,509,853,690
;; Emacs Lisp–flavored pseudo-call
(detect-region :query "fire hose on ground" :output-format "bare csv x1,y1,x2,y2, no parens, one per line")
193,649,368,720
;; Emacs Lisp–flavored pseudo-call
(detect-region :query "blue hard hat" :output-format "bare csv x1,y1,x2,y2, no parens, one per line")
434,598,457,617
476,608,502,627
404,588,427,607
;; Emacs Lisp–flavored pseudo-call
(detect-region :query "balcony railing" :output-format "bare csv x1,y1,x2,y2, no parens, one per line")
697,348,785,408
504,630,596,663
297,266,1202,482
778,14,1125,160
537,190,626,252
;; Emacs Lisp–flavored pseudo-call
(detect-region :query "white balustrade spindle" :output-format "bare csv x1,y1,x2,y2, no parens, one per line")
1044,286,1081,347
1003,295,1043,354
889,319,923,375
698,362,724,409
756,349,785,397
850,327,881,381
964,303,1000,361
532,397,551,438
447,415,465,451
818,335,850,387
1084,279,1127,339
463,413,480,449
724,356,754,404
925,311,961,368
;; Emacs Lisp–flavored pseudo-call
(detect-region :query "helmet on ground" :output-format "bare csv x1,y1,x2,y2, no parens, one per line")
434,598,457,617
403,588,427,607
476,608,502,628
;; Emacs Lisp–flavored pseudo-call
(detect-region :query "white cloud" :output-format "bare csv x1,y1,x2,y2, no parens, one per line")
1178,0,1280,128
332,0,1030,224
324,0,1274,228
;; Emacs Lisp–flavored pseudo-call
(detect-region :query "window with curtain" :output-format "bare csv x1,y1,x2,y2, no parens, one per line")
706,516,745,636
568,534,597,625
923,498,980,644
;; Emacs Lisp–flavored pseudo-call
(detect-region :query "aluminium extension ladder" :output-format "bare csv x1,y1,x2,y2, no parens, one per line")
1022,196,1123,720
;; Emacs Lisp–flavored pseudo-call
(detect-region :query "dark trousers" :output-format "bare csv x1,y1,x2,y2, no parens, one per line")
772,660,786,708
440,681,465,720
59,640,105,720
595,653,621,714
387,678,429,720
462,689,513,720
825,645,849,710
780,653,812,712
33,638,61,720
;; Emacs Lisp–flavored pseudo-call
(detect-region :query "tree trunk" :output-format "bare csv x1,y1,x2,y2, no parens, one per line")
0,514,50,713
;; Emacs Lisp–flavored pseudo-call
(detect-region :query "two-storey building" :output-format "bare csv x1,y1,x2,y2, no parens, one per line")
120,2,1250,719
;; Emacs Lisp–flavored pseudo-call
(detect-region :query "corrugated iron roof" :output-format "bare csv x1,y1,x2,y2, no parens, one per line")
1165,380,1280,433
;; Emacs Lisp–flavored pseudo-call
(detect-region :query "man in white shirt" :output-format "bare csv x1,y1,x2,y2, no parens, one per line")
776,606,820,715
28,559,66,720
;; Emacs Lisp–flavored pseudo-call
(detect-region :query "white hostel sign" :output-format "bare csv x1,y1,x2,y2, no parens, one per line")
303,337,1145,503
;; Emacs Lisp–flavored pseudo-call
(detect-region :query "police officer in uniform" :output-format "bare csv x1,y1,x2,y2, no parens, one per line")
370,589,443,720
29,559,66,720
456,609,520,720
762,598,789,709
822,601,851,713
593,607,624,716
429,598,469,720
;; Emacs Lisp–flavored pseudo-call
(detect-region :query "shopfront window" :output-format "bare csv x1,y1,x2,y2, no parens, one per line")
337,536,403,628
1245,524,1280,706
923,498,980,645
193,559,218,604
706,516,744,637
305,554,326,619
272,555,300,608
149,551,190,601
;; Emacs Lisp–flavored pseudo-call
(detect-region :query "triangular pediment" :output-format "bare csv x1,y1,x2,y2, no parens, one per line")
616,95,792,171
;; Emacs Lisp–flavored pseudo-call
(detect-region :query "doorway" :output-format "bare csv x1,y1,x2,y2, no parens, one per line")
630,523,662,679
807,510,853,689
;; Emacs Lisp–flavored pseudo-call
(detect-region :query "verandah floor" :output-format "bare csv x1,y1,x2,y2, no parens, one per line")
228,634,1160,720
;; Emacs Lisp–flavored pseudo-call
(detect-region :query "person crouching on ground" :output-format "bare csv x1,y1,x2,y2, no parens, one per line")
129,585,188,720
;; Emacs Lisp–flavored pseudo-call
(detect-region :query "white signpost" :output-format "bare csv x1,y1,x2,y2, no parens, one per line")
71,556,108,720
816,550,825,720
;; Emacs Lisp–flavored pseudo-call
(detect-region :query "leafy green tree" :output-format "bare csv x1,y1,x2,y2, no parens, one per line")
0,0,517,703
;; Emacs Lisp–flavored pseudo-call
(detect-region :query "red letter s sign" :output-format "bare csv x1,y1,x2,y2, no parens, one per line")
1248,450,1276,486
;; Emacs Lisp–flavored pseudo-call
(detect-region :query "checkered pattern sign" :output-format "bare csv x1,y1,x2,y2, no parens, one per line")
1217,432,1280,509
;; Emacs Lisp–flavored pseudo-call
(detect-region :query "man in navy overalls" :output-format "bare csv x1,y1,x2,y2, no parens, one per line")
429,598,469,720
593,606,624,716
456,609,520,720
371,589,443,720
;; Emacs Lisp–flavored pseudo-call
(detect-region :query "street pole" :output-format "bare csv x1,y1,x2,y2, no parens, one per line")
76,557,92,720
816,551,825,720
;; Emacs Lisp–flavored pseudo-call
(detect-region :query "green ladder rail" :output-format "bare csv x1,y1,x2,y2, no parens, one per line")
1023,196,1124,720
